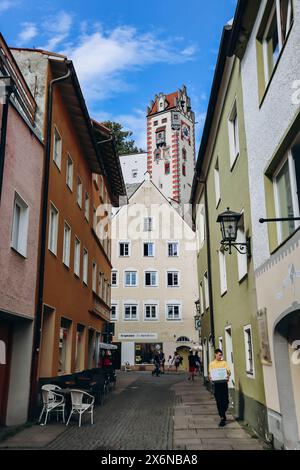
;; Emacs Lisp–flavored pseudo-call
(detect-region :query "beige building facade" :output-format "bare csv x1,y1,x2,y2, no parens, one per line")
111,177,199,370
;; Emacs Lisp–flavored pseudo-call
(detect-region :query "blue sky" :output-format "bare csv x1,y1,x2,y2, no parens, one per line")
1,0,237,149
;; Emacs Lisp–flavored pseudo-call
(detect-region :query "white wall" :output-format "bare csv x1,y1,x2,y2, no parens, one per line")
120,153,147,185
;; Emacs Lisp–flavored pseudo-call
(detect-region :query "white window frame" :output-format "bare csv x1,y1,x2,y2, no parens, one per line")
48,202,59,256
237,214,248,281
273,150,300,243
92,261,97,293
83,248,88,285
167,241,179,257
11,192,29,257
124,270,138,287
244,325,255,378
85,192,90,222
199,282,204,315
166,303,182,321
119,241,130,257
74,237,81,277
111,303,118,321
143,242,155,257
167,270,180,288
144,270,158,287
93,206,97,232
144,303,158,321
123,304,139,321
143,217,153,232
66,153,73,191
53,126,62,170
228,100,240,169
63,221,71,268
204,272,209,310
111,270,118,287
218,249,227,296
196,205,205,250
77,176,82,208
214,159,221,207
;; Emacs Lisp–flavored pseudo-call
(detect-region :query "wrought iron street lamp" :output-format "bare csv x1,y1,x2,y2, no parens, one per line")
217,207,251,256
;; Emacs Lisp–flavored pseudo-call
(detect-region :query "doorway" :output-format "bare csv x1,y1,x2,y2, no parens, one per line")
0,320,12,425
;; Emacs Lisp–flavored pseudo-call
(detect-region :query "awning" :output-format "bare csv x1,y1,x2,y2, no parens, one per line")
98,342,117,350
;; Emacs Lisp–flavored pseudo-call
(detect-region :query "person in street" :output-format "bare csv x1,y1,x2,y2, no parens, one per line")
159,350,165,374
152,351,161,377
194,352,201,376
188,351,196,381
174,353,181,373
167,355,174,372
209,349,231,427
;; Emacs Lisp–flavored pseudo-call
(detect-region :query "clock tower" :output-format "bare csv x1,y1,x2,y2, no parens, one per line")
146,85,195,207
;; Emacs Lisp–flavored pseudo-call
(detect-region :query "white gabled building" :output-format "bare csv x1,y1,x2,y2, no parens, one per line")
119,152,147,185
146,86,196,208
110,176,199,370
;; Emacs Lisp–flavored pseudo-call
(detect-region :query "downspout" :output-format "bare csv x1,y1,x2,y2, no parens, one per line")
0,76,13,203
29,63,71,419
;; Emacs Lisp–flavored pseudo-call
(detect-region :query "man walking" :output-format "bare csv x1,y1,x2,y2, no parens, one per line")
209,349,231,427
188,350,196,382
153,351,161,377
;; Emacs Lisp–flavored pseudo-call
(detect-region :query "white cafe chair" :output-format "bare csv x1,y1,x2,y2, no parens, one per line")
66,389,95,427
39,384,65,425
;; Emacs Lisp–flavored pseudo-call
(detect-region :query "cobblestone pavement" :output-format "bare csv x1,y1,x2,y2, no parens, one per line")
0,371,267,450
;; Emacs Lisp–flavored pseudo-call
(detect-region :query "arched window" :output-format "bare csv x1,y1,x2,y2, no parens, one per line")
177,336,191,343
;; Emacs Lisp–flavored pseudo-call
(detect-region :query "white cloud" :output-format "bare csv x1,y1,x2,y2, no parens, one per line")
60,25,197,102
0,0,18,13
18,22,38,43
40,11,73,51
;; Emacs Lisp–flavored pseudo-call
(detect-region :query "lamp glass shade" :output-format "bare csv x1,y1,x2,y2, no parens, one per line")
217,209,241,243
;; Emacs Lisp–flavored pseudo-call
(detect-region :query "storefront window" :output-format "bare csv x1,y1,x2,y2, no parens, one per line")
58,318,72,374
75,324,85,371
135,343,163,364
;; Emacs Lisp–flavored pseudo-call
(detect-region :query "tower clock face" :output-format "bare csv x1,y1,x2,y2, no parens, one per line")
182,124,190,140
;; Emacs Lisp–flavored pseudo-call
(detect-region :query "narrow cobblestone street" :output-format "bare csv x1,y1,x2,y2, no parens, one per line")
0,372,266,450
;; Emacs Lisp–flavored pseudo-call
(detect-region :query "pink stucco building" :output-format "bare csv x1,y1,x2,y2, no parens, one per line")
0,34,44,425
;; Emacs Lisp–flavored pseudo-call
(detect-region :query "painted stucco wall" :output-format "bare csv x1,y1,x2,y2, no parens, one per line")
120,153,147,185
111,179,198,363
241,0,300,271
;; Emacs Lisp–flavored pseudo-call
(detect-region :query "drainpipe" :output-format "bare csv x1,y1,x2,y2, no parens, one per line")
0,76,13,203
29,64,71,419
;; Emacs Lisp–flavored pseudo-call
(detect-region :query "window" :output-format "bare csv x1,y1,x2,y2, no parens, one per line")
196,204,205,249
63,222,71,267
156,130,166,146
124,305,138,321
119,242,130,257
85,193,90,221
93,206,97,232
143,217,153,232
143,242,154,257
168,242,179,257
83,248,88,285
273,142,300,243
111,304,118,321
244,325,255,376
182,148,187,161
53,127,62,169
132,169,138,179
125,271,137,287
48,203,59,255
199,282,204,315
66,154,73,190
204,272,209,309
98,272,103,298
261,0,293,86
144,305,158,321
162,118,167,123
153,120,158,126
237,216,248,280
165,162,170,175
167,271,180,287
77,177,82,208
92,261,97,292
145,271,158,287
74,237,80,277
58,318,72,374
167,304,181,321
228,101,240,168
11,193,29,257
182,163,186,176
218,249,227,295
75,324,85,371
111,270,118,286
214,159,221,207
